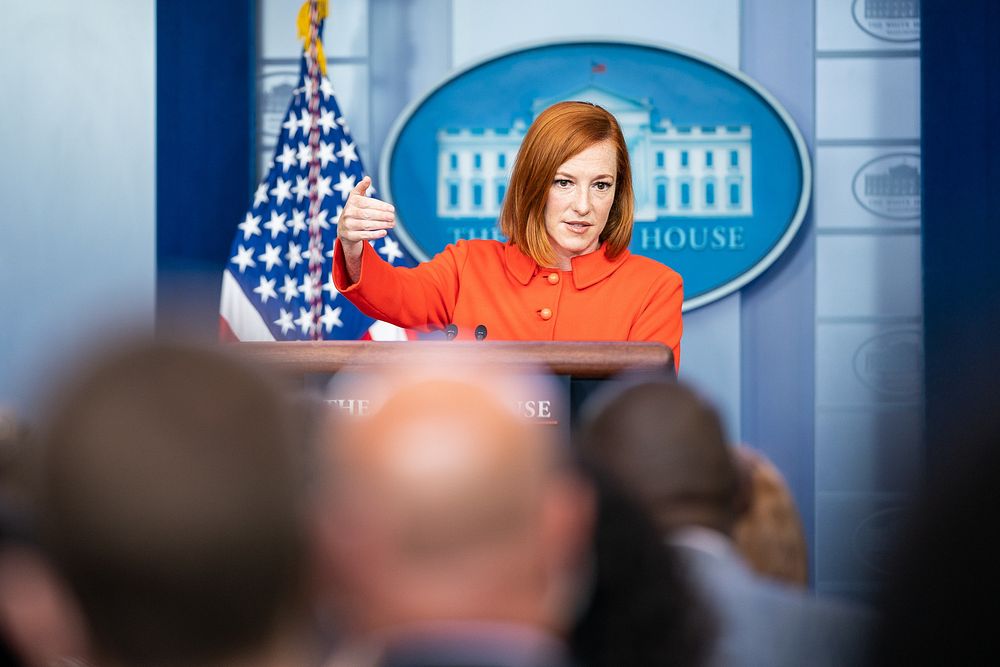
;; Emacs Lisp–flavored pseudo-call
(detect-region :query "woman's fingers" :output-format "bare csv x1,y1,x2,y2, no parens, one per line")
338,177,397,249
348,206,396,224
347,176,394,211
351,175,372,197
340,228,388,242
342,194,395,230
348,195,395,214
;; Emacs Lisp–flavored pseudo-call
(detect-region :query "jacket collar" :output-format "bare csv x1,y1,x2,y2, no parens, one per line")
503,241,631,289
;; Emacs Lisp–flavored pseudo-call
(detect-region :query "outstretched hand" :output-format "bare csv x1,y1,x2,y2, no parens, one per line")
337,176,396,282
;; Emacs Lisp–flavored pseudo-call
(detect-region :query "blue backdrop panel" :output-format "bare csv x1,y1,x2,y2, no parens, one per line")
157,0,256,329
922,0,1000,470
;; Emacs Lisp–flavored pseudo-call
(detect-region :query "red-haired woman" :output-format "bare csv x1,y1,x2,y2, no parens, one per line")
332,101,684,369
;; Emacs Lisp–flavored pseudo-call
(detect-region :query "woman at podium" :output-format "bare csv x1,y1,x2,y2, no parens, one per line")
331,101,683,370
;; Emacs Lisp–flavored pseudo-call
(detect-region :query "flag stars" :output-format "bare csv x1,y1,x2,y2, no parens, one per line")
379,236,404,264
258,243,283,271
304,238,325,263
286,242,304,269
296,142,313,169
289,209,307,235
337,140,358,168
237,212,261,240
253,183,269,207
309,209,330,232
317,175,334,202
299,273,321,302
293,176,310,202
230,245,256,273
271,177,293,206
320,78,334,100
263,211,288,238
320,305,343,333
333,172,356,201
282,114,300,139
280,275,300,302
295,307,315,335
274,308,295,334
323,274,339,298
276,144,297,172
297,109,313,134
318,109,336,135
317,141,337,168
253,276,277,303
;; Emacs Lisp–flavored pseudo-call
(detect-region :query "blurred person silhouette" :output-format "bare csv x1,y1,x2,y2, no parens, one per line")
578,378,875,667
0,411,87,667
312,362,595,667
30,340,319,667
868,423,1000,665
731,444,809,588
567,469,714,667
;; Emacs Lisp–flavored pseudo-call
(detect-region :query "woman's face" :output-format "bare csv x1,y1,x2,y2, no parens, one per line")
543,139,618,270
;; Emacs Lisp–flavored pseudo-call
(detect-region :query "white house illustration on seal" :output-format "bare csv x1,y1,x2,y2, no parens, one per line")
436,85,753,221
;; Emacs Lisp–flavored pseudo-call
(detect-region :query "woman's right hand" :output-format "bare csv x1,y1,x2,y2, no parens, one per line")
337,176,397,283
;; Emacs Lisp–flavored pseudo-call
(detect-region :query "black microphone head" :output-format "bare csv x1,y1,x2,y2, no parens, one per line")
444,323,458,340
474,324,487,341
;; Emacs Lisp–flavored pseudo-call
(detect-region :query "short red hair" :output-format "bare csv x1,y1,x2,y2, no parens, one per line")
499,101,634,267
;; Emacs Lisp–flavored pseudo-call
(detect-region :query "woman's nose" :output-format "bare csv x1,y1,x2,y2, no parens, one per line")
572,189,591,215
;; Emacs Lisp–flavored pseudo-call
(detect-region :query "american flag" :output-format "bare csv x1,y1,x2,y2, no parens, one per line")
220,12,417,342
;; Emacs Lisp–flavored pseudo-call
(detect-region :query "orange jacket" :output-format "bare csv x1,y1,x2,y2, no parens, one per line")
332,239,683,370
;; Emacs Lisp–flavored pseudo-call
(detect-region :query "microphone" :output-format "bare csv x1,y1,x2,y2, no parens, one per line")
474,324,487,341
444,323,458,340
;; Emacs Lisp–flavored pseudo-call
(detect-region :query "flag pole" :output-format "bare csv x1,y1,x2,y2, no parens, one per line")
306,0,324,340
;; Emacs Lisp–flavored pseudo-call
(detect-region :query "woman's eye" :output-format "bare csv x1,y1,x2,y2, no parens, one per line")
594,181,612,191
554,179,572,188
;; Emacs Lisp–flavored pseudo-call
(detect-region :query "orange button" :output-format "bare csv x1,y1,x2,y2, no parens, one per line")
547,273,560,285
539,308,553,320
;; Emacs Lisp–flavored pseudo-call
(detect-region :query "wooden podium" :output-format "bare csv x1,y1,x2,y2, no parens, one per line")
235,340,672,377
235,340,674,430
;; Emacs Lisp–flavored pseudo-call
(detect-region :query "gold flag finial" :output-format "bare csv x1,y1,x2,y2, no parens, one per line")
296,0,328,76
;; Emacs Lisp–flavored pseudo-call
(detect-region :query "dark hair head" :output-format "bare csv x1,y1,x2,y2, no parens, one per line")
578,379,741,535
36,341,307,667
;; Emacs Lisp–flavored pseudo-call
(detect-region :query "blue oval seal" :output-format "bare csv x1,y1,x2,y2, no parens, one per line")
852,152,921,220
852,329,923,398
381,40,811,311
851,0,921,43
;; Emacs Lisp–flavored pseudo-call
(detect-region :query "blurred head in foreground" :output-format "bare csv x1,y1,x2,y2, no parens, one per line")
314,361,594,660
579,379,875,667
567,469,714,667
731,444,809,587
579,378,744,538
34,340,312,667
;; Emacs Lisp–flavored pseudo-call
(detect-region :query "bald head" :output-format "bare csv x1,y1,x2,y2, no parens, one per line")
317,367,593,635
579,380,742,536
